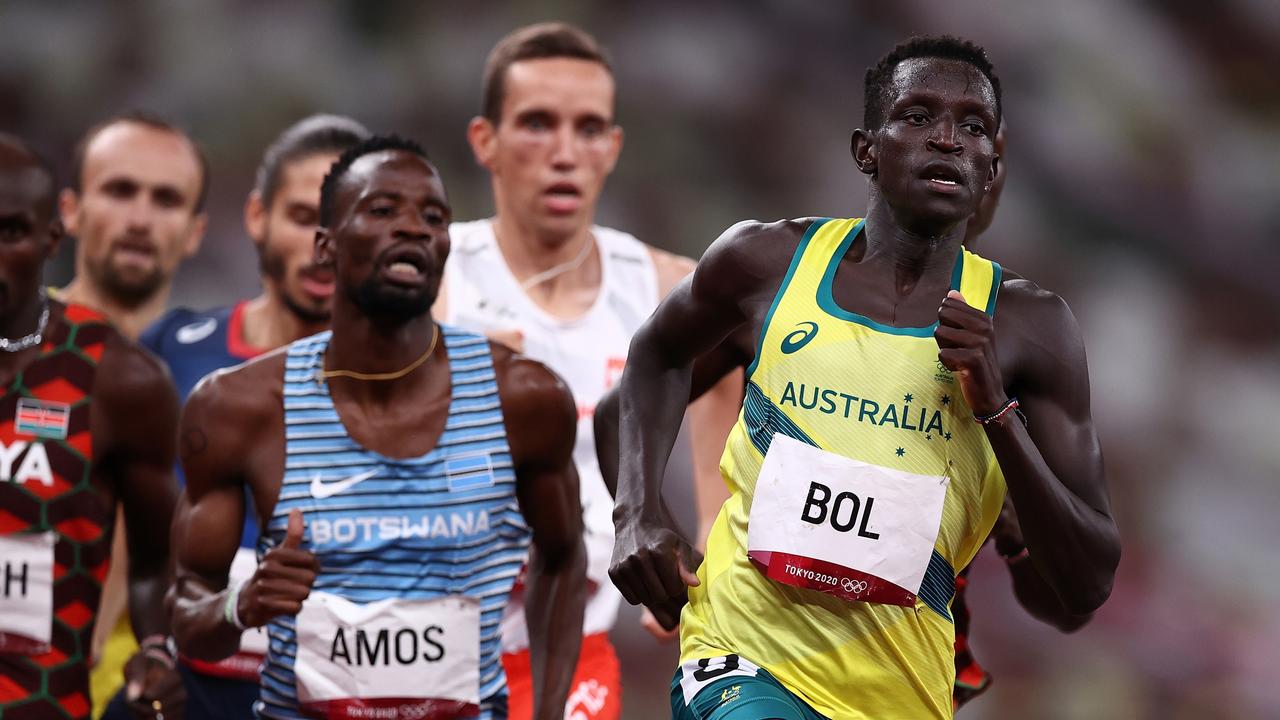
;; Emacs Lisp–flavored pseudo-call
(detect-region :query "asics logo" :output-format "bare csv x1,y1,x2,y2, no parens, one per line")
310,469,379,499
175,317,218,344
780,322,819,354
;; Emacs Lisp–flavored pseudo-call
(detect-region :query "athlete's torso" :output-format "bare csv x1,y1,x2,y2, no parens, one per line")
0,303,116,720
681,218,1007,720
254,328,530,720
442,218,659,649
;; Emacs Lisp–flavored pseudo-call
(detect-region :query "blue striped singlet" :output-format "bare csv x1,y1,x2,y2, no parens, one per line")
255,327,530,719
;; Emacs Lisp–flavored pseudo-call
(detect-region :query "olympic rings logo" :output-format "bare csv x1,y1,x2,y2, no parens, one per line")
842,578,868,594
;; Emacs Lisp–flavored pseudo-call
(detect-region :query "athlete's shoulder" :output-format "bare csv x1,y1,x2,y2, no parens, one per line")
93,311,179,425
995,270,1076,327
993,270,1088,378
184,344,287,425
490,342,577,465
692,218,821,299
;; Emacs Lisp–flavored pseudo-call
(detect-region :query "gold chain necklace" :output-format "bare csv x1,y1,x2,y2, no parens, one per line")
319,325,438,381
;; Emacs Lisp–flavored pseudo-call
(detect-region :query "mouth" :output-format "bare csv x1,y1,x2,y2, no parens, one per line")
298,266,335,300
543,181,582,214
111,238,158,263
378,245,431,286
920,163,964,192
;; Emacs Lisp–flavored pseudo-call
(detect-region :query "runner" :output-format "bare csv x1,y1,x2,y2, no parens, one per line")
435,22,741,720
54,111,209,716
0,133,185,719
609,36,1120,719
169,135,587,719
133,114,369,720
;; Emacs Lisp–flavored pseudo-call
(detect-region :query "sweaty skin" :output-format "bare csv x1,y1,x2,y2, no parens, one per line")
169,148,585,719
0,137,184,718
609,58,1119,625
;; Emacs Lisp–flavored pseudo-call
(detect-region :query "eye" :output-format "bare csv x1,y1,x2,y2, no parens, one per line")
369,204,394,217
962,121,987,136
579,120,607,139
903,111,929,126
424,210,446,226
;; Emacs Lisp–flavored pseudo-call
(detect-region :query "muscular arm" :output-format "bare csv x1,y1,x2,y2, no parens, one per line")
940,282,1120,614
95,337,181,642
610,221,791,611
497,351,586,720
169,360,286,660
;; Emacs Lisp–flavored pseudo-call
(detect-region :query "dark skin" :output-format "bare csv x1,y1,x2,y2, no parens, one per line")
609,58,1120,623
595,123,1089,635
0,139,184,718
168,150,585,720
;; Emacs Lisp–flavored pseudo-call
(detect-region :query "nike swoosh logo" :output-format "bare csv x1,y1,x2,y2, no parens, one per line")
176,317,218,344
310,469,379,499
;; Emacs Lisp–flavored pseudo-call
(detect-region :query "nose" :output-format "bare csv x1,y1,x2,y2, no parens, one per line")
926,117,961,155
549,124,579,171
124,194,154,234
392,211,431,241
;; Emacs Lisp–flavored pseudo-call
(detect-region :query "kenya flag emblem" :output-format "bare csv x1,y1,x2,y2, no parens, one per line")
16,397,70,439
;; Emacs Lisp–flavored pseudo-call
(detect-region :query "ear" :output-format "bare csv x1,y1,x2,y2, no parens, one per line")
314,226,334,268
245,190,267,250
58,189,80,236
43,218,64,260
600,124,624,176
467,116,497,169
986,153,1001,191
182,212,208,259
851,129,877,177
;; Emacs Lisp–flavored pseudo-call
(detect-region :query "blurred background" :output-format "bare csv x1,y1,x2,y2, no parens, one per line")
3,1,1279,718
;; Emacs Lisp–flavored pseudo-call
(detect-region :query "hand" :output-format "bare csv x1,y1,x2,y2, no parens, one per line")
992,493,1027,558
124,652,185,720
639,606,680,643
609,516,701,617
936,290,1007,416
237,509,318,628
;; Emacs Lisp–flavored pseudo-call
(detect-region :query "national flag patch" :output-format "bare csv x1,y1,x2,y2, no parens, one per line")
16,398,70,439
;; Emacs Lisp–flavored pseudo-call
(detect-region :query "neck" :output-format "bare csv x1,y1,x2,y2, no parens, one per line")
325,299,439,403
491,213,599,295
860,195,967,296
0,291,47,343
241,286,329,351
60,276,169,340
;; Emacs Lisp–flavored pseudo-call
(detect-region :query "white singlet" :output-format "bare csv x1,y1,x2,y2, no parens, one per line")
441,218,660,651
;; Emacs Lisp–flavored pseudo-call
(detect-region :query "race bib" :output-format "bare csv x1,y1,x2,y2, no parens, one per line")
295,593,480,719
0,532,55,655
747,435,948,606
181,547,269,680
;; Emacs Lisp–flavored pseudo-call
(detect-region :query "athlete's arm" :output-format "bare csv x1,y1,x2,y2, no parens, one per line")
993,496,1092,632
936,282,1120,614
497,350,586,720
610,220,789,614
94,335,185,711
170,357,315,661
649,250,743,549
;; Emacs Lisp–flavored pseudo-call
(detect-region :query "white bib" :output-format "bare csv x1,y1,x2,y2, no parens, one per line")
0,532,55,655
747,435,948,606
294,592,480,719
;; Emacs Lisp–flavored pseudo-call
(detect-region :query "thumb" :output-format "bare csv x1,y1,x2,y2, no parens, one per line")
678,547,701,588
946,289,967,303
284,508,305,549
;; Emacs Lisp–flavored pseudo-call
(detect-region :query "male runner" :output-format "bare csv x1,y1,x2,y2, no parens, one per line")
435,23,741,719
594,124,1091,712
609,36,1120,719
54,111,208,715
0,134,184,719
131,115,369,719
170,136,586,719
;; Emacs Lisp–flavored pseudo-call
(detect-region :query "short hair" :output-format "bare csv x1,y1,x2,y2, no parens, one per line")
254,114,371,209
70,110,210,211
863,35,1002,132
0,132,57,216
318,134,432,227
481,22,612,123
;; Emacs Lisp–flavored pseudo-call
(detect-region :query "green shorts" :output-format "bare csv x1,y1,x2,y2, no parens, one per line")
670,654,828,720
